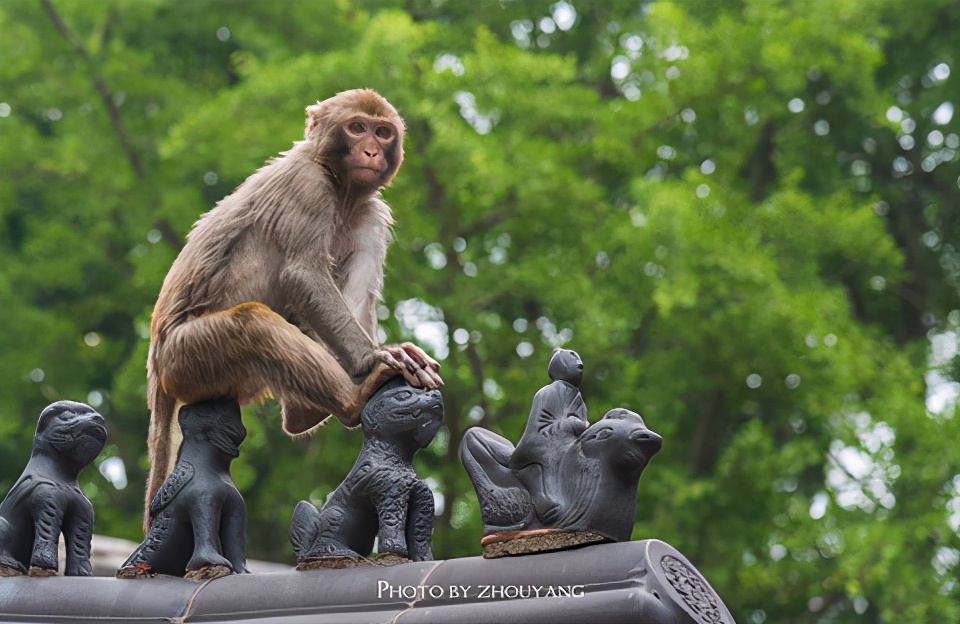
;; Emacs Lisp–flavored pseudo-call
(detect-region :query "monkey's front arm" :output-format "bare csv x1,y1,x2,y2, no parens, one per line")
280,263,376,371
278,264,441,388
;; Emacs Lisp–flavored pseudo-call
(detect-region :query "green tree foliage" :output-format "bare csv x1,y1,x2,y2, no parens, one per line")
1,1,958,621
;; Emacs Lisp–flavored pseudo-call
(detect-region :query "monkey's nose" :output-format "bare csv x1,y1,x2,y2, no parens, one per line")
364,149,378,158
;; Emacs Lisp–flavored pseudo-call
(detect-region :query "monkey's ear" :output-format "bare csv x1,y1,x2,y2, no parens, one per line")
305,101,324,136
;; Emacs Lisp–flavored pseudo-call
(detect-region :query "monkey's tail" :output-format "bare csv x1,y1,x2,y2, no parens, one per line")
144,361,177,533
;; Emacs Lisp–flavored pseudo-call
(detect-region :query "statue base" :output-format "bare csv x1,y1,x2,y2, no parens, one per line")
296,555,372,570
185,565,233,582
0,565,23,577
115,564,155,579
481,528,608,558
295,552,412,570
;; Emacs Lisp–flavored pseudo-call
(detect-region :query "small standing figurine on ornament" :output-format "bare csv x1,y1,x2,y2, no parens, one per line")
0,401,107,577
290,378,443,569
118,398,248,581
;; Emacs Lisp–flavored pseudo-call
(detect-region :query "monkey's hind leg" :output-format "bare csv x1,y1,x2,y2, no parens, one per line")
159,302,395,435
281,360,399,435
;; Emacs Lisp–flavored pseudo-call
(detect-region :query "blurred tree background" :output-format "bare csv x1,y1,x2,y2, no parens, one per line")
1,0,958,621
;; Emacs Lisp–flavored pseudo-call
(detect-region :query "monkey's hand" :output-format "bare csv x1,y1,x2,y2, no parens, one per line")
376,343,442,389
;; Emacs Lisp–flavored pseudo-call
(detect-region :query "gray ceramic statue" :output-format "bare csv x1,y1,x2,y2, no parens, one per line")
0,401,107,577
290,377,443,569
117,398,248,580
509,348,588,524
460,349,662,557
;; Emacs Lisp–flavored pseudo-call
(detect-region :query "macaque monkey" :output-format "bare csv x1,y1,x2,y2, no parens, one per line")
144,89,442,525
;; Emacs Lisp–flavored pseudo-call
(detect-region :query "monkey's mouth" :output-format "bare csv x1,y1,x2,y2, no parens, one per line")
351,166,385,182
352,166,383,175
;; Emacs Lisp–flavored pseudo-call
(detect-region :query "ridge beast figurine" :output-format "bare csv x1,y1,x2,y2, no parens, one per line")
119,398,247,581
0,401,106,577
460,349,663,557
291,378,443,569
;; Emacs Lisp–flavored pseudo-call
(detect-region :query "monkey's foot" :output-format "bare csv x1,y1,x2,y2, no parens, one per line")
481,528,610,559
344,361,404,423
374,553,411,567
296,555,372,570
185,564,232,582
0,564,25,577
361,361,403,394
27,566,57,577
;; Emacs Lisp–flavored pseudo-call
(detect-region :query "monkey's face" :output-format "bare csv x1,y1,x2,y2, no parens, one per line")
340,117,402,190
306,89,406,192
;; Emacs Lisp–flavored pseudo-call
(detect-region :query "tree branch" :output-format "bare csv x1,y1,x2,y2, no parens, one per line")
826,451,883,508
462,343,495,430
688,388,725,477
460,211,511,239
152,219,183,250
40,0,145,179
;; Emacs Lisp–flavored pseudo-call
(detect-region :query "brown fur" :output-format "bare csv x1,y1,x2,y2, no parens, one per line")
145,89,440,529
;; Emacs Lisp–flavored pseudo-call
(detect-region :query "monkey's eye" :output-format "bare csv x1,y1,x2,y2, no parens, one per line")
348,121,366,134
375,126,394,140
596,428,613,440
